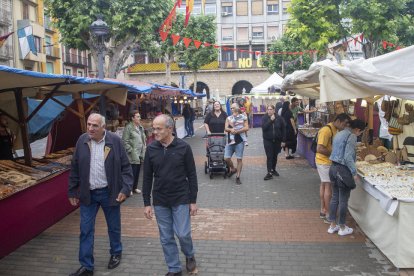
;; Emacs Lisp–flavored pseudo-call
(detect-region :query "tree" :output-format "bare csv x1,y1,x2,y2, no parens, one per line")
45,0,172,78
287,0,411,58
261,35,317,75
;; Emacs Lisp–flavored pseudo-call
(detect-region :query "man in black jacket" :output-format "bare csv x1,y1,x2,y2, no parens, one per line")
68,113,133,276
143,114,198,276
262,105,286,180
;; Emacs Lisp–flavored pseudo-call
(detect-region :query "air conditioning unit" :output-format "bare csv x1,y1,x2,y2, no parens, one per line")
221,12,231,16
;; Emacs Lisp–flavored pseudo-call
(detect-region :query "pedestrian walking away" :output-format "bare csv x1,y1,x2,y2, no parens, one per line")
122,110,146,195
327,119,366,236
315,113,350,222
281,101,297,159
224,103,249,184
68,113,133,276
261,105,286,180
142,114,198,276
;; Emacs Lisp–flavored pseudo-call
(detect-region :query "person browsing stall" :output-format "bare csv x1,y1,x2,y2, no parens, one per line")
0,114,16,160
142,114,198,276
68,113,133,276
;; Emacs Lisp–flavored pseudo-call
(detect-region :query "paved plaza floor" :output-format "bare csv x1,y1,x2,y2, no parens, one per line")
0,120,411,275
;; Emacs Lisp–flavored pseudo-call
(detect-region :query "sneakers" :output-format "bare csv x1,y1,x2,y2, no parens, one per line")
338,226,354,236
319,212,326,219
134,188,141,194
327,225,340,234
244,141,249,146
271,170,279,176
235,177,242,185
186,257,197,273
264,173,273,180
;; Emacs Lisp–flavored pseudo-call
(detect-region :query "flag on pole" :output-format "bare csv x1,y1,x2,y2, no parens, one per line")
17,26,37,58
201,0,206,14
0,32,14,48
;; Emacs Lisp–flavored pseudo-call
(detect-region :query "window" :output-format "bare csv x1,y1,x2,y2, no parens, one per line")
46,62,54,74
267,1,279,14
205,4,216,15
45,36,52,56
134,52,146,64
282,1,290,13
78,70,83,77
267,26,279,40
221,49,234,61
65,68,71,75
251,0,263,15
23,3,29,20
192,5,201,15
252,26,264,39
34,36,42,53
222,27,233,41
237,46,249,59
221,3,233,16
237,27,248,41
236,1,248,16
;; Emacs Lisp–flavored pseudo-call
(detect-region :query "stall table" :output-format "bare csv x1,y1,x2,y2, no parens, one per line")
0,170,76,258
296,127,319,168
252,112,266,128
348,177,414,268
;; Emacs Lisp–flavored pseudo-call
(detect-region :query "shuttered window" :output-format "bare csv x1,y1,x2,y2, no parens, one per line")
222,28,233,40
237,27,248,41
252,0,263,15
267,26,279,40
236,1,248,16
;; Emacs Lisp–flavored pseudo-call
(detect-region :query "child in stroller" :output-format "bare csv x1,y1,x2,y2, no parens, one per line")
204,133,228,179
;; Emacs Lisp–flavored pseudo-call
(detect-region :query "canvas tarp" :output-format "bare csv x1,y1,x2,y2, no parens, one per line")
251,72,284,93
281,45,414,102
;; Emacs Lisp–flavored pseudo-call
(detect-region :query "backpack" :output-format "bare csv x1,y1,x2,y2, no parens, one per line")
310,125,333,154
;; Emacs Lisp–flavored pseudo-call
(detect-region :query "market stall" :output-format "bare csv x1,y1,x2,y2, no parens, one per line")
0,65,148,258
282,45,414,268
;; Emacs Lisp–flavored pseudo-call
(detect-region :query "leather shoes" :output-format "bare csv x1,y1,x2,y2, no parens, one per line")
108,254,121,269
186,256,197,273
69,266,93,276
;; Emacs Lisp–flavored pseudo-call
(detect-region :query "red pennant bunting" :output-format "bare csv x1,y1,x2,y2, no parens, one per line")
193,40,202,49
213,44,220,48
159,31,168,41
382,41,387,49
171,34,181,45
396,46,401,50
177,0,182,7
203,42,211,47
389,42,394,47
183,37,192,48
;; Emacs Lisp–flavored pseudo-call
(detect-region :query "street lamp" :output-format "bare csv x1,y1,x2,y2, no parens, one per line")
90,14,110,117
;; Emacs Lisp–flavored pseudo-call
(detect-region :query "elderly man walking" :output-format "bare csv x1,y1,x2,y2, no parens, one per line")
68,113,133,276
143,114,198,276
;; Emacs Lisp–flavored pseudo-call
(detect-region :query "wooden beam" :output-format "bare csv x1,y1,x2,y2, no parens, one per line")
14,89,32,166
75,97,87,133
84,97,100,114
0,108,18,124
26,85,62,122
50,97,83,119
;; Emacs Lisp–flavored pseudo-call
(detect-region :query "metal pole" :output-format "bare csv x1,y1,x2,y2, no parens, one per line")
97,47,106,117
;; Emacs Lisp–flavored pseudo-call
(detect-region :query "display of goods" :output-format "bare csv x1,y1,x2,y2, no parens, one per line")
364,154,378,162
384,152,398,164
298,127,319,138
44,152,66,159
0,170,34,185
0,160,49,180
52,155,73,166
377,146,388,153
0,184,13,199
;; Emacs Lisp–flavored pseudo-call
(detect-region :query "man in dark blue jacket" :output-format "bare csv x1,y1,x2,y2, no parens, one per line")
143,114,198,276
68,113,133,276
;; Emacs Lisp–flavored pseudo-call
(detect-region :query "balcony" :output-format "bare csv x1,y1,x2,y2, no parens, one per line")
0,45,13,60
45,46,61,59
64,53,88,67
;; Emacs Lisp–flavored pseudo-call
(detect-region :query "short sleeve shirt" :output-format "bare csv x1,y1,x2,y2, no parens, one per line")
204,111,228,133
315,123,338,165
291,106,303,121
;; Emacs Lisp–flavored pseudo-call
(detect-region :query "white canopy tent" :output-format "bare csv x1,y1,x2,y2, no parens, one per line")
282,45,414,102
251,72,284,93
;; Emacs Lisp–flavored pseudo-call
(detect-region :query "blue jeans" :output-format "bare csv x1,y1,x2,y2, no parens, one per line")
184,118,191,136
328,179,351,226
188,120,194,136
79,187,122,270
154,204,195,273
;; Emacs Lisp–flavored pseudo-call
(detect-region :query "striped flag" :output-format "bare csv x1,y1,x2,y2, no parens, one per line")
0,32,14,48
17,26,37,58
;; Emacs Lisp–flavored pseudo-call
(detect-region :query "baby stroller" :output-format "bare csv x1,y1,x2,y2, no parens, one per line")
204,133,228,179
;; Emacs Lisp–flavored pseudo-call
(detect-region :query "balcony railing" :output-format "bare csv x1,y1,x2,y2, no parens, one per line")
45,46,61,59
0,45,13,60
64,53,88,67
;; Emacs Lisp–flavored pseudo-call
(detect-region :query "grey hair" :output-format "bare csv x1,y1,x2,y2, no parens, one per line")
89,113,106,127
156,114,174,128
231,103,240,113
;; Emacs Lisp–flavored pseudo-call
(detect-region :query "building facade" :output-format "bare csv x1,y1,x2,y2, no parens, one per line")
126,0,291,97
0,0,14,66
61,46,91,77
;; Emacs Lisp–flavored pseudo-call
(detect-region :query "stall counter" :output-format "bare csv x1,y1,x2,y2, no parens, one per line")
0,170,76,258
348,177,414,268
296,127,319,168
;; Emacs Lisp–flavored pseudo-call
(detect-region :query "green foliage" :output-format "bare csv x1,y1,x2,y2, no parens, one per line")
261,35,317,75
287,0,412,58
45,0,172,50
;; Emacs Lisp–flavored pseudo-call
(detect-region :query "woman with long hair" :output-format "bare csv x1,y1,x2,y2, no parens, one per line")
281,101,297,159
204,101,228,134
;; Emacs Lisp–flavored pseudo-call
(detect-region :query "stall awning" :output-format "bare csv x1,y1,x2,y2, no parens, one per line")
251,72,284,93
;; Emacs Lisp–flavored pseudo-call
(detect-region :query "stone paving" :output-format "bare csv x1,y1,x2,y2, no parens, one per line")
0,119,410,276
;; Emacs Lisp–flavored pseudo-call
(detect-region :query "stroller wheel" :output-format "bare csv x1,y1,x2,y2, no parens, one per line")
209,172,213,179
204,161,208,174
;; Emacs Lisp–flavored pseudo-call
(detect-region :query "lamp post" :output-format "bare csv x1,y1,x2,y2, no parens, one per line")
90,15,110,117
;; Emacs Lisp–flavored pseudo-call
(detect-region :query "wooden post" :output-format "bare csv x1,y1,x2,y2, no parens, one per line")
14,89,32,166
367,100,374,144
75,96,87,133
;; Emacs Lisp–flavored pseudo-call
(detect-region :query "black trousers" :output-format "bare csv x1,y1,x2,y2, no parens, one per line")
263,139,282,172
131,164,141,190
